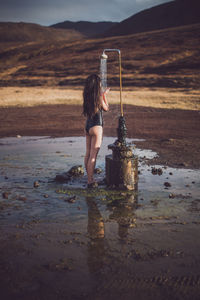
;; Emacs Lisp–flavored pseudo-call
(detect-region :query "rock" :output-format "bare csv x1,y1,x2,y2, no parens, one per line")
94,167,102,174
55,173,70,183
169,193,175,199
164,182,171,188
2,192,9,199
151,167,163,175
44,194,49,198
34,181,40,188
151,167,157,174
65,196,76,203
17,196,27,202
55,165,84,183
68,165,84,176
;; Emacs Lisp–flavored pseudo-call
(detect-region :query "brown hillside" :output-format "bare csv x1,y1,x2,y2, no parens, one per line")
50,21,118,37
0,23,199,89
0,22,84,43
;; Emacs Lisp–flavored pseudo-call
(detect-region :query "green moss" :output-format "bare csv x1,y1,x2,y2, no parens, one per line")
55,187,138,205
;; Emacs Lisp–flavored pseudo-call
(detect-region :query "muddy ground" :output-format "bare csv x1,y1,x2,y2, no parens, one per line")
0,102,200,300
0,103,200,168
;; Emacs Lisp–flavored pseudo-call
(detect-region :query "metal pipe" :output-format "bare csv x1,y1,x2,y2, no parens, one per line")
102,49,123,117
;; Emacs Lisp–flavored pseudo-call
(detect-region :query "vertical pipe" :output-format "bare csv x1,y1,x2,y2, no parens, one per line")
119,52,123,117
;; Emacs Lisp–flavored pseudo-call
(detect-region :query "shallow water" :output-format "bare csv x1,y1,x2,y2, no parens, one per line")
0,136,199,224
0,136,200,300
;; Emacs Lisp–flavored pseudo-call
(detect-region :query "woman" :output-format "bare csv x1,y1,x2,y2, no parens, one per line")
83,74,109,188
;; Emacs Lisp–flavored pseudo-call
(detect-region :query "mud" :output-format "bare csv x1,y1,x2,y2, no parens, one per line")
0,104,200,169
0,136,200,300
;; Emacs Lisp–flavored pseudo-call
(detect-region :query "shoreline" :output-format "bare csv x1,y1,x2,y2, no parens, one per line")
0,102,200,169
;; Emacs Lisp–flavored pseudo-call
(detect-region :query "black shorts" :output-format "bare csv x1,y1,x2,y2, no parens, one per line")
85,110,103,134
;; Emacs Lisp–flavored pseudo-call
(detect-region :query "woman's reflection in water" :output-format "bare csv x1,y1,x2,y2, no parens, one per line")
85,192,138,297
86,196,105,275
86,192,138,276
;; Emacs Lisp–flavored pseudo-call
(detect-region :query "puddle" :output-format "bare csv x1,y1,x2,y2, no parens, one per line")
0,136,199,225
0,136,200,299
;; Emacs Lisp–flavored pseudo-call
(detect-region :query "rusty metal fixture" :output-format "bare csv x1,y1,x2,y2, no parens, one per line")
116,115,127,146
106,142,138,190
101,48,138,190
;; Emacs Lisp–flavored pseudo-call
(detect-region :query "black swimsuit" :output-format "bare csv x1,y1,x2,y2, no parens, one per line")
85,109,103,134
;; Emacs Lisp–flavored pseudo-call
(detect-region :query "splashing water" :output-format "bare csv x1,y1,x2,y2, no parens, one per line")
100,57,107,93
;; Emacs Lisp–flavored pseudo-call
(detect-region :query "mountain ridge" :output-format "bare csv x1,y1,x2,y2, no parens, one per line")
0,21,83,43
101,0,200,37
50,20,118,37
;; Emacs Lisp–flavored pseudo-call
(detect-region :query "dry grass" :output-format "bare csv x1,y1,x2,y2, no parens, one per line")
0,87,200,110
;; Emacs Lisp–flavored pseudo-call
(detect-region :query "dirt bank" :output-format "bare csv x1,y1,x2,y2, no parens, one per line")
0,103,200,168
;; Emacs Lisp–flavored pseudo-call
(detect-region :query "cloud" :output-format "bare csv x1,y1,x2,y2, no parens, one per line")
0,0,171,25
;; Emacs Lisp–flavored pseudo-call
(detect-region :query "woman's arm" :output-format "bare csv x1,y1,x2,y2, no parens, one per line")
101,88,110,111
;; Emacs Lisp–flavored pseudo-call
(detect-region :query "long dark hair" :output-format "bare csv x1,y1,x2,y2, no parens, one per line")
83,74,101,118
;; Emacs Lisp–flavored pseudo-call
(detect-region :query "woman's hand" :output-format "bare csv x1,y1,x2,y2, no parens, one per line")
101,88,110,111
104,87,110,95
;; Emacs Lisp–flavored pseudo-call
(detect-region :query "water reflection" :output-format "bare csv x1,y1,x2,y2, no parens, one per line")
1,137,200,299
86,196,105,240
108,192,138,239
86,196,105,275
86,190,138,273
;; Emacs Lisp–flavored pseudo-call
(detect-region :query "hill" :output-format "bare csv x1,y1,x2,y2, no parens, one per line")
0,23,199,89
50,21,118,37
102,0,200,37
0,22,84,43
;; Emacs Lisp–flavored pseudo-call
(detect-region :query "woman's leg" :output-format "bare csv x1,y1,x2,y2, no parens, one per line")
87,126,103,184
84,132,92,174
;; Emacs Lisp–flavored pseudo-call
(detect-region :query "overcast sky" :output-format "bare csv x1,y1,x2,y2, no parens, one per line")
0,0,172,26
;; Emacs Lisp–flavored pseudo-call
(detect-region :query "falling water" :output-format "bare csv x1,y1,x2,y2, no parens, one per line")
100,57,107,93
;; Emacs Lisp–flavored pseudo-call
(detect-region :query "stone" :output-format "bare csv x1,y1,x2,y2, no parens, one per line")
94,167,102,174
34,181,40,188
55,165,84,183
164,182,171,188
17,196,27,202
68,165,84,176
55,173,70,183
2,192,9,199
65,196,76,203
151,167,163,175
169,193,175,199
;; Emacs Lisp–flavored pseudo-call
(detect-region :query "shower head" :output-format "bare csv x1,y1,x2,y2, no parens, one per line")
101,52,108,59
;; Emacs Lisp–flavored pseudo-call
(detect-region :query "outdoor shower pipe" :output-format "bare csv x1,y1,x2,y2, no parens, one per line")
102,49,123,117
